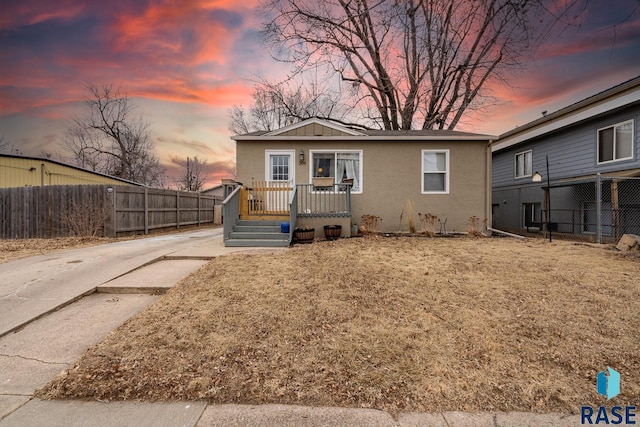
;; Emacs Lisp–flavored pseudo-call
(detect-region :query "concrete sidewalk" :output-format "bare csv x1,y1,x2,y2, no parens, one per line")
0,229,582,426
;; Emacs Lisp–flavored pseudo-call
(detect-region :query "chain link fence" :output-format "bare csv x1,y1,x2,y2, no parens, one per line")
538,175,640,243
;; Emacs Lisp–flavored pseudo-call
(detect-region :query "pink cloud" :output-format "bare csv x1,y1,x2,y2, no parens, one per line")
0,1,85,29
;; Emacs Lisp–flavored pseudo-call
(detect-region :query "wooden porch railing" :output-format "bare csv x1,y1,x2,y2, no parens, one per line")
297,183,351,217
222,185,242,242
288,186,298,244
242,181,292,217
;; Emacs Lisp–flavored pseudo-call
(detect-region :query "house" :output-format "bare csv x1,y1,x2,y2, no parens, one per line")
225,118,495,246
0,154,143,188
492,75,640,242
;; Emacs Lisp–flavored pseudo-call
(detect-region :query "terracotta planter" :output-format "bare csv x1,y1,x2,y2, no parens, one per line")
323,225,342,240
294,228,315,243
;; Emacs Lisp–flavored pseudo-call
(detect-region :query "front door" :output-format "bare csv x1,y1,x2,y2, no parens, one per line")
263,150,294,213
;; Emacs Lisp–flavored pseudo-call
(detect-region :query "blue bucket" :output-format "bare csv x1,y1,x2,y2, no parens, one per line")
280,222,290,233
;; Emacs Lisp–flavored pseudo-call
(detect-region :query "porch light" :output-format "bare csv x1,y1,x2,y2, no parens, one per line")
532,171,542,182
299,149,305,164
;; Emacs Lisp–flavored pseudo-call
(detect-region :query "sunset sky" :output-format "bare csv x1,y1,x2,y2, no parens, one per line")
1,0,640,188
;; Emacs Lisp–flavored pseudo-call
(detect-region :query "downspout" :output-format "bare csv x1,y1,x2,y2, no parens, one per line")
486,140,492,231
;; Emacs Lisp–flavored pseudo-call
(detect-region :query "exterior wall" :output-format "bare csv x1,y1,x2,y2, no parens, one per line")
237,139,490,233
493,105,640,189
0,156,137,188
492,104,640,233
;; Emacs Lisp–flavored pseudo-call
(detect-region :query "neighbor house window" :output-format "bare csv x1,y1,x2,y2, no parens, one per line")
515,150,532,178
310,150,362,192
422,150,449,193
598,120,634,164
523,202,541,228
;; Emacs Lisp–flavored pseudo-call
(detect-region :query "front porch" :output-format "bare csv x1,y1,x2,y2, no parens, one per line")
222,182,353,247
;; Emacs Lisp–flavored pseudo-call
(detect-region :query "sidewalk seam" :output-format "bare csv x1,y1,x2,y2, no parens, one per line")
0,353,68,366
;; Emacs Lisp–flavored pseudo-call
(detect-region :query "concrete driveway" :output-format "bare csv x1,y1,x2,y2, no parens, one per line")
0,227,284,338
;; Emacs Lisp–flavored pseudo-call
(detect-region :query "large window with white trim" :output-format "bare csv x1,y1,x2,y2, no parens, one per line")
515,150,532,178
310,150,362,192
422,150,449,194
598,120,634,164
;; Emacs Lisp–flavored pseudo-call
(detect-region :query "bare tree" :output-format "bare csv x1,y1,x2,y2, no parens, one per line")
229,77,357,134
176,156,209,192
259,0,585,130
0,134,20,155
64,83,165,186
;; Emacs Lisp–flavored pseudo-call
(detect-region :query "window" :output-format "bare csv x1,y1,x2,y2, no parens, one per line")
515,150,532,178
422,150,449,193
598,120,634,164
310,150,362,192
523,202,541,228
265,150,294,182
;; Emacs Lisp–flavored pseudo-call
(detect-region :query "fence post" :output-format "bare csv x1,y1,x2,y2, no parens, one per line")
144,188,149,235
176,191,180,230
110,186,117,237
596,173,602,244
611,179,620,241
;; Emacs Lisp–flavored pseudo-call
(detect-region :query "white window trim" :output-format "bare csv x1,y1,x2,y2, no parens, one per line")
421,149,449,194
597,119,634,165
308,149,363,194
514,149,533,179
264,149,295,183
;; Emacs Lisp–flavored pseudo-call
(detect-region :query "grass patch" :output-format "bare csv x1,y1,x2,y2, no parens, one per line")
37,237,639,413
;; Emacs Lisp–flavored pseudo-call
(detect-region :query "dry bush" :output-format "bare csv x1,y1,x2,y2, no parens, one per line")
466,216,484,237
418,212,438,236
361,214,381,233
64,200,108,237
403,199,416,234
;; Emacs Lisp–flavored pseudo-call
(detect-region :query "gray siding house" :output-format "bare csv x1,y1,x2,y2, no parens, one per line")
492,75,640,241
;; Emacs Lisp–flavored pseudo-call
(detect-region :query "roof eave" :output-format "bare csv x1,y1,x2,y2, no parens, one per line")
233,135,496,141
493,76,640,152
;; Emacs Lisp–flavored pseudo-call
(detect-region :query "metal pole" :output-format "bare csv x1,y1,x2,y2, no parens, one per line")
596,173,602,244
546,155,551,242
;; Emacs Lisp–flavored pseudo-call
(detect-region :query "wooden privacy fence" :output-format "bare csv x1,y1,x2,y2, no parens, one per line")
0,185,222,239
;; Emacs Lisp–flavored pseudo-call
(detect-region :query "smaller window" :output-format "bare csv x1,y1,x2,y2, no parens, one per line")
523,202,541,228
598,120,634,164
515,150,532,178
422,150,449,194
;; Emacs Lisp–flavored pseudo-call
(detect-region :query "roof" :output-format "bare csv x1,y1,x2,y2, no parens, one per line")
0,153,145,186
233,117,496,141
493,74,640,152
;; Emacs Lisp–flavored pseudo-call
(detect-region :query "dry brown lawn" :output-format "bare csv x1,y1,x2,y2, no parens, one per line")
37,236,639,414
0,237,119,263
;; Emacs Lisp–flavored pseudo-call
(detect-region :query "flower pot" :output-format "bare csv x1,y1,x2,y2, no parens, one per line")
294,228,315,243
323,225,342,240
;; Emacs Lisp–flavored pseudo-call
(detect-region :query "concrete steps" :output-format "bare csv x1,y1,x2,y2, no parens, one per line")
225,220,291,247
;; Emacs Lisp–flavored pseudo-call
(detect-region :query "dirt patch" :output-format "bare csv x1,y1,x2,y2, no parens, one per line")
0,237,120,263
37,237,639,414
